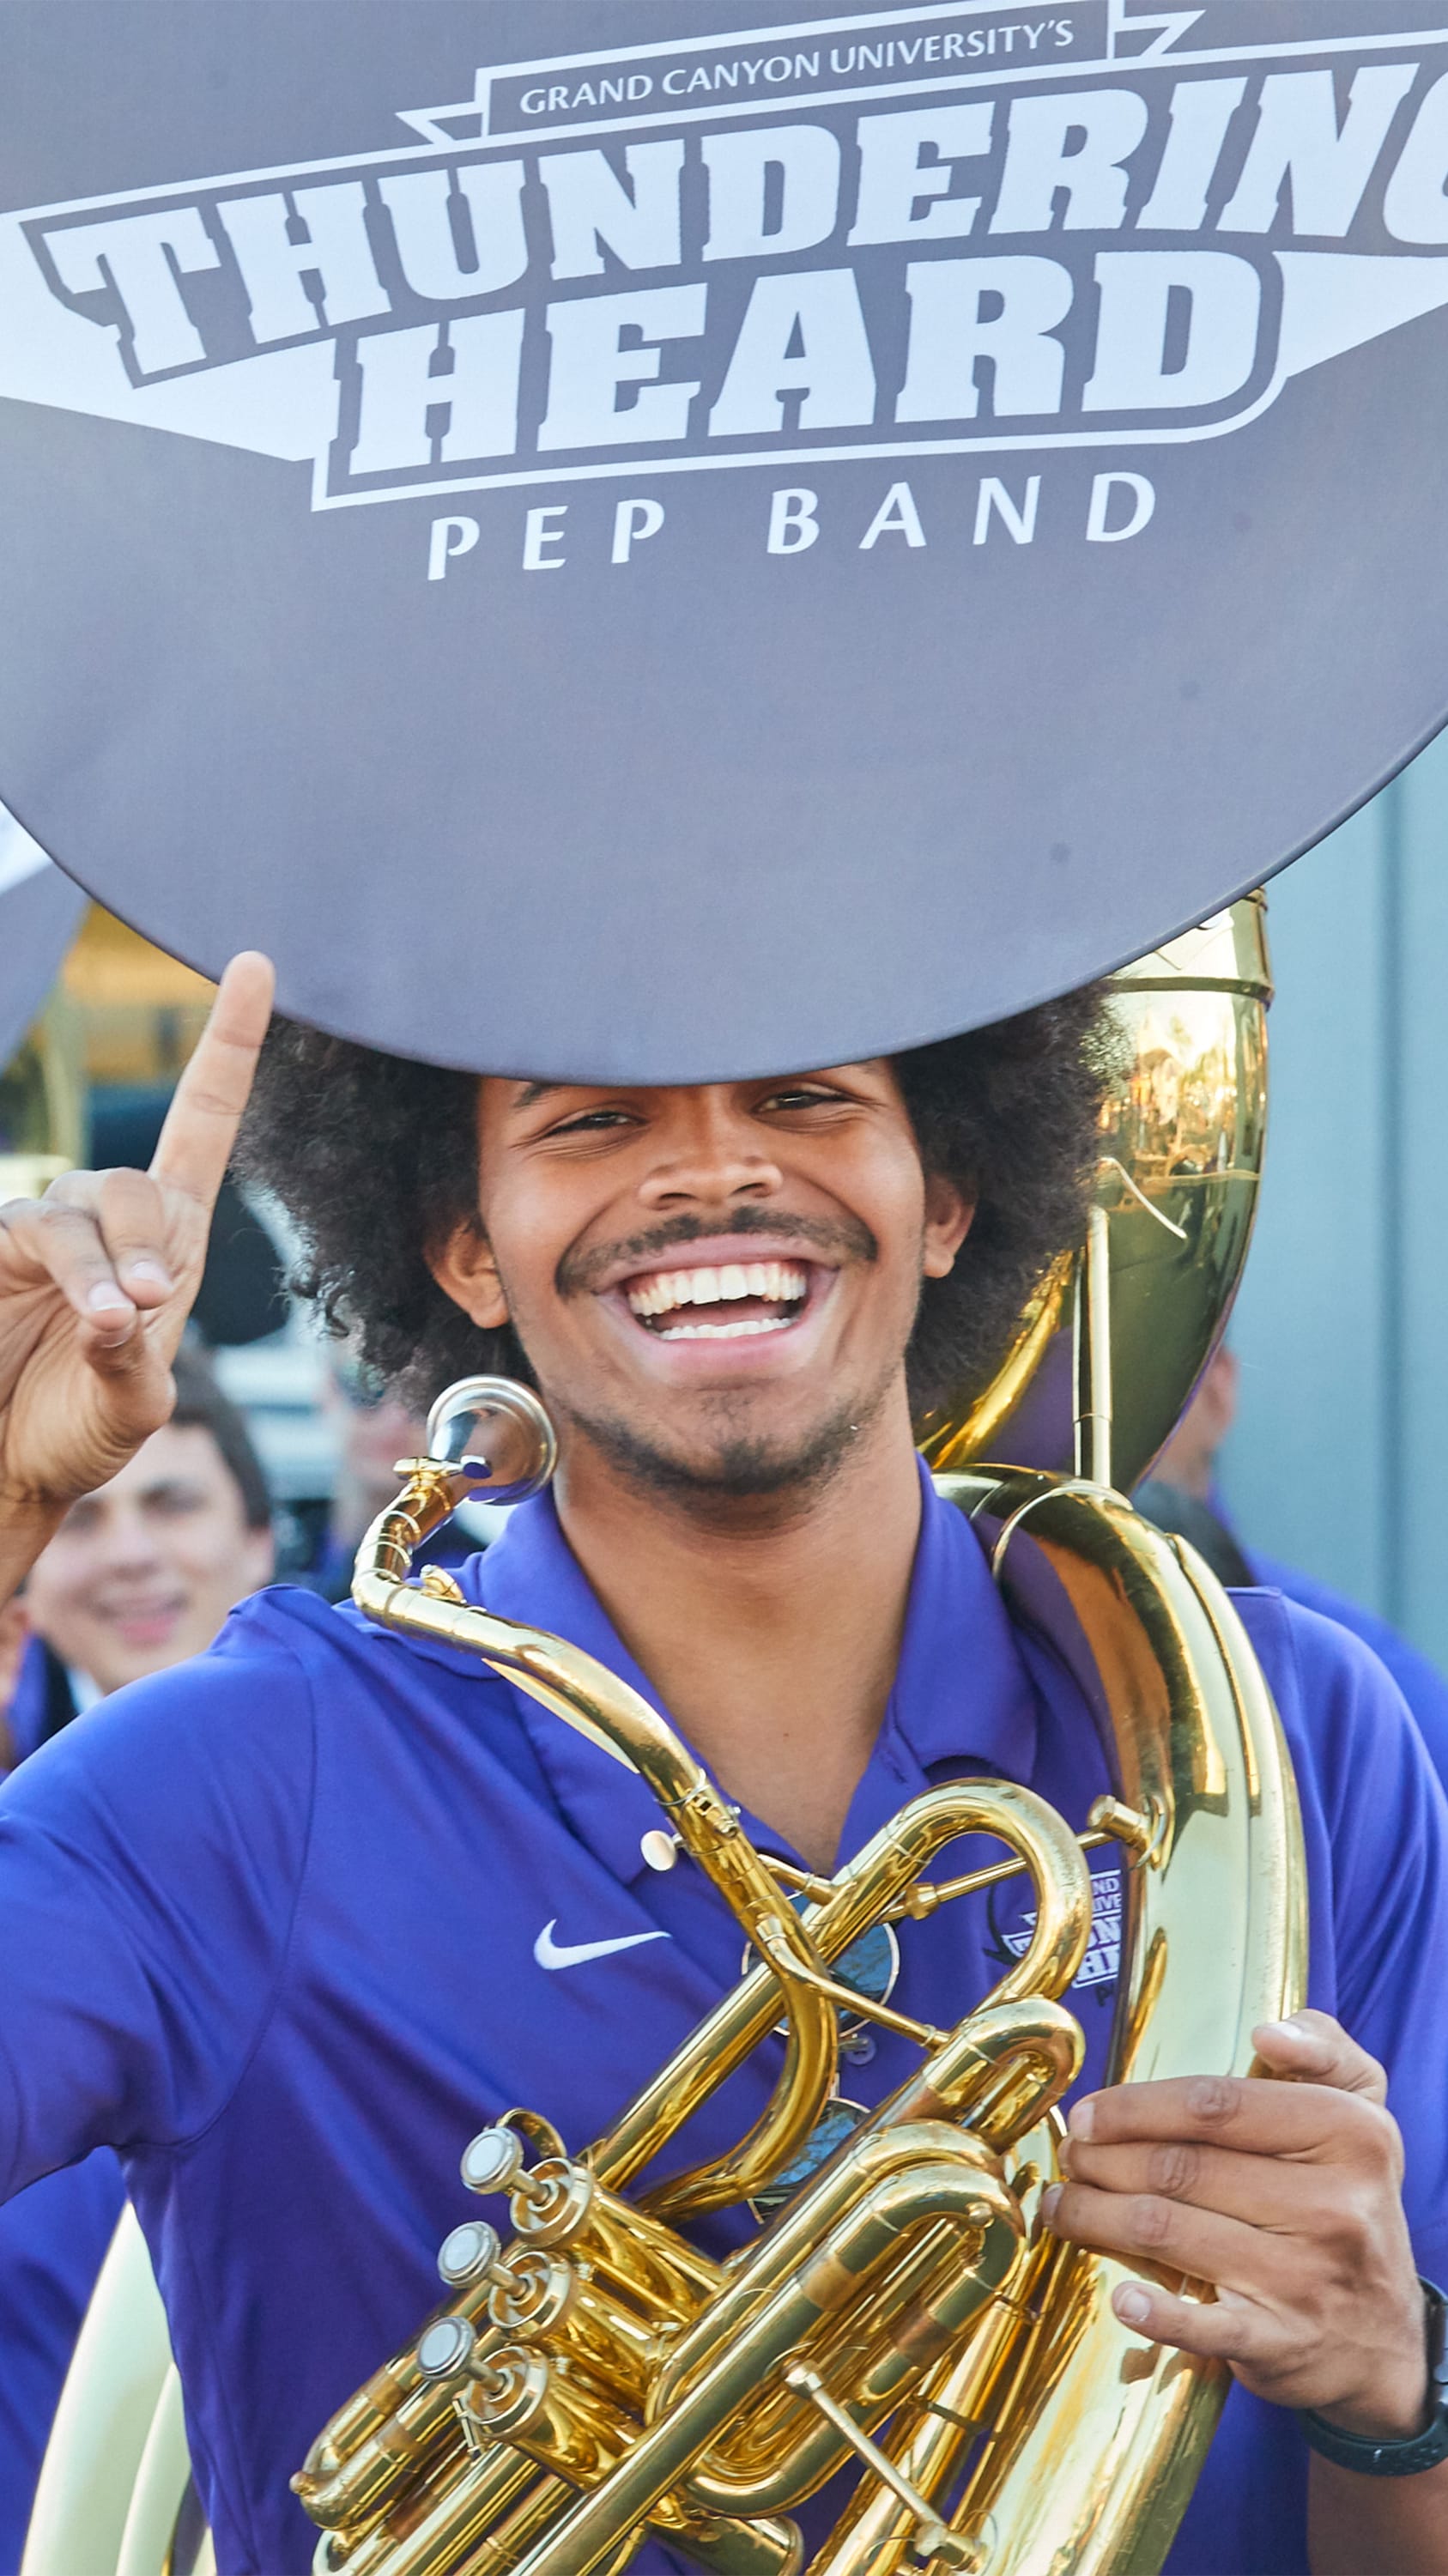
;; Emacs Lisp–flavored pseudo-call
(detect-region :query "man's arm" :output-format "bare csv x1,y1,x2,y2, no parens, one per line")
0,1622,313,2195
1045,2012,1448,2575
0,952,273,1602
1311,2450,1448,2575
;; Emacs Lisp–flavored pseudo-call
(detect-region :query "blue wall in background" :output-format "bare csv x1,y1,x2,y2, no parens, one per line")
1220,728,1448,1671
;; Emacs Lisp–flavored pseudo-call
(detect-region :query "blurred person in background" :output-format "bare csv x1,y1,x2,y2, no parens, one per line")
2,1342,274,1761
1136,1343,1448,1780
306,1349,428,1600
0,1344,273,2574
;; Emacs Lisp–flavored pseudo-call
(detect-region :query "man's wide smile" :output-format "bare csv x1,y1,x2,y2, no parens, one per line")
625,1258,809,1339
588,1231,841,1373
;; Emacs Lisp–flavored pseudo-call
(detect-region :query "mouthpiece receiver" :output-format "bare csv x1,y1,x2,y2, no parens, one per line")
425,1377,558,1503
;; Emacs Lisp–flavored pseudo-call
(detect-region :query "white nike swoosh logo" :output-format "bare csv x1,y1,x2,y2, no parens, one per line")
534,1918,672,1971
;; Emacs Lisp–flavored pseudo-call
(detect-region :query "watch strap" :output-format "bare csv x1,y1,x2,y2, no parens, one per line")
1297,2278,1448,2478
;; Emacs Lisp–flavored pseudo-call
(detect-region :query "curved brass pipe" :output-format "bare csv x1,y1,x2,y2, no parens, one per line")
354,1528,841,2216
508,2131,1023,2576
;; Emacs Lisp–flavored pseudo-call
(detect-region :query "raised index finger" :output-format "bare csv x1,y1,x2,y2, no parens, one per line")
150,951,276,1209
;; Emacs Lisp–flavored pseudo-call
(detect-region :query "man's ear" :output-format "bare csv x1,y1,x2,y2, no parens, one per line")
922,1175,975,1281
426,1221,511,1331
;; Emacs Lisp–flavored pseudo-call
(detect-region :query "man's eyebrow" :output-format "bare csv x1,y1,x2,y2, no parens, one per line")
512,1081,561,1111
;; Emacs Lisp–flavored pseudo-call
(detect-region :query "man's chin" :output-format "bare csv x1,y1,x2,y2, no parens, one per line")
561,1391,878,1506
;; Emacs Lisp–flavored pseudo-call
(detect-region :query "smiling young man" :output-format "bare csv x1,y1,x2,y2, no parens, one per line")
0,958,1445,2576
7,1343,274,1740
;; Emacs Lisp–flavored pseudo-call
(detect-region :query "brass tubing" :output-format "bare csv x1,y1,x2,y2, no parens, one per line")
670,2518,804,2576
451,2475,578,2576
487,2256,657,2411
682,2236,997,2517
683,2229,959,2505
933,1471,1308,2576
297,2324,511,2534
470,2347,636,2485
615,1779,1089,2216
297,2259,502,2496
506,2152,1021,2576
1073,1204,1114,1489
324,2450,547,2576
509,2172,723,2314
900,1824,1112,1916
651,2125,1008,2419
805,2350,984,2576
859,1997,1082,2150
353,1553,843,2215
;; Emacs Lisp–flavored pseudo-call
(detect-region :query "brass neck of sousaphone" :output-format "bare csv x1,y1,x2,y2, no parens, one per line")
917,892,1271,1490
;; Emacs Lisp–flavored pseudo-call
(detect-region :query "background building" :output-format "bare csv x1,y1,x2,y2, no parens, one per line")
1221,726,1448,1673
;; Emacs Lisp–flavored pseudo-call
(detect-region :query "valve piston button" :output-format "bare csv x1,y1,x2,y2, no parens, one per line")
417,2314,478,2382
461,2127,527,2196
439,2219,503,2288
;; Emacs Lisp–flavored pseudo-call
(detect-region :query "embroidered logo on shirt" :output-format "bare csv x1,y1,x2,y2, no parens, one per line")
988,1866,1121,1997
533,1919,671,1971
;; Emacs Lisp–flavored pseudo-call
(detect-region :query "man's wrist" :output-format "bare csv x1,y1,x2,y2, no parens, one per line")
1315,2376,1433,2445
1299,2282,1448,2477
1314,2282,1438,2441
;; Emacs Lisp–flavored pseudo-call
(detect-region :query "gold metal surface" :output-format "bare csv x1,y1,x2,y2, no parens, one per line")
918,895,1271,1490
295,894,1306,2576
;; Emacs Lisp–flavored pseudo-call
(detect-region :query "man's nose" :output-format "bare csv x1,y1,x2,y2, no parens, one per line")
637,1094,784,1210
95,1506,164,1573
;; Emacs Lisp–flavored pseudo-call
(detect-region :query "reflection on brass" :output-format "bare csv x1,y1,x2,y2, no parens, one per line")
918,896,1271,1491
294,893,1306,2576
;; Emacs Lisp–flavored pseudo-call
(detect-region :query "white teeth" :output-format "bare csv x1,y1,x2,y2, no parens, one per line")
658,1315,795,1340
625,1260,809,1319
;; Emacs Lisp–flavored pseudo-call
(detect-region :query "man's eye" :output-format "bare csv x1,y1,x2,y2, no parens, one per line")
548,1108,635,1136
761,1087,839,1112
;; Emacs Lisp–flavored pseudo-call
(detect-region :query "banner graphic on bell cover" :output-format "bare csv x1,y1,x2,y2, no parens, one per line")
11,3,1448,520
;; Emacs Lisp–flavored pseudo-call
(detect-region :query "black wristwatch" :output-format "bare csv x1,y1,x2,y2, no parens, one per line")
1298,2278,1448,2477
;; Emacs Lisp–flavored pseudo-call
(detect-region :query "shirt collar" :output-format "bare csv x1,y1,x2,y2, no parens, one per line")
457,1456,1040,1882
460,1494,675,1884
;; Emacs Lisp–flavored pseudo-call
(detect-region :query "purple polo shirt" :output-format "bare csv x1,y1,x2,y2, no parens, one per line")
0,1467,1445,2576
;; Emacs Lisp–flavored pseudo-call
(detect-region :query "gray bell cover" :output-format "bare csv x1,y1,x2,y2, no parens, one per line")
0,815,85,1072
1,0,1447,1077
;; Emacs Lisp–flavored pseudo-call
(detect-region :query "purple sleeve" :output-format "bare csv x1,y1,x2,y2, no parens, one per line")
0,1619,315,2197
1245,1550,1448,1792
1239,1593,1448,2279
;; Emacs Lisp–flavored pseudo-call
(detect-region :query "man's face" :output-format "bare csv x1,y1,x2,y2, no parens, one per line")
430,1065,970,1501
24,1422,276,1694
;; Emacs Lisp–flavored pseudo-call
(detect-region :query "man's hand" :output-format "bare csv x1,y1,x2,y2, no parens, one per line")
0,953,275,1533
1043,2009,1430,2440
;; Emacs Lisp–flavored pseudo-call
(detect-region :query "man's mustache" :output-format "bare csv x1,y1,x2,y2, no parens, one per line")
558,1205,878,1298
